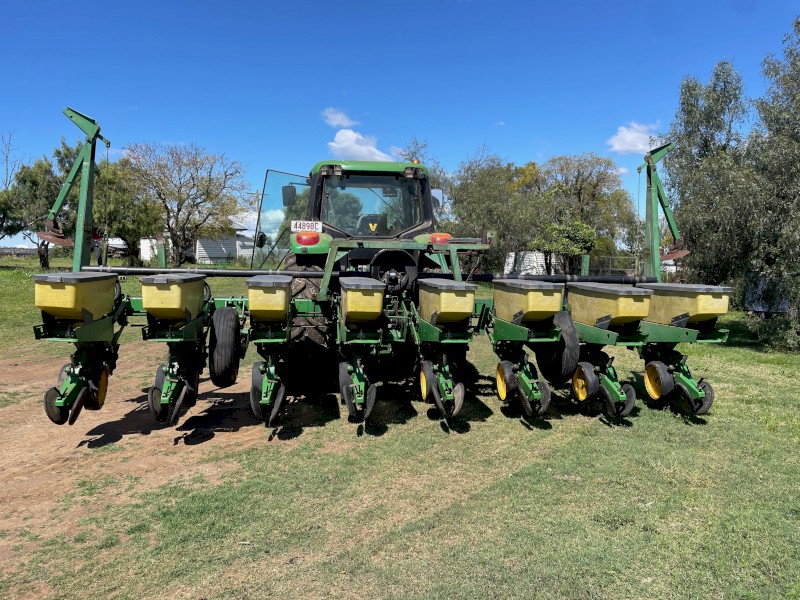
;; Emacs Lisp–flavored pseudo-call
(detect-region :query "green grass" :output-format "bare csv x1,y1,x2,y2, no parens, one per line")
1,260,799,598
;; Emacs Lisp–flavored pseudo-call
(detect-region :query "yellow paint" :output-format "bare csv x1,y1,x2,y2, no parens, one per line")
644,364,663,400
248,287,290,321
142,279,205,320
567,286,651,327
368,223,378,232
418,280,476,325
496,363,508,400
572,366,590,401
643,287,730,325
493,283,562,323
34,277,116,321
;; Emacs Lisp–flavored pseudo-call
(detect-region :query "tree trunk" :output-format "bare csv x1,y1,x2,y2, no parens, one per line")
37,242,49,269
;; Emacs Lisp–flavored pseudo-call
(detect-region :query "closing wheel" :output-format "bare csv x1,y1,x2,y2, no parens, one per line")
535,311,580,385
451,382,465,417
149,366,168,422
644,361,674,400
420,360,435,401
43,387,69,425
686,380,714,415
268,384,287,427
85,366,109,411
183,368,200,408
339,362,357,420
209,306,241,388
250,362,265,420
572,362,599,402
364,384,378,421
67,387,87,426
602,382,636,418
495,361,517,401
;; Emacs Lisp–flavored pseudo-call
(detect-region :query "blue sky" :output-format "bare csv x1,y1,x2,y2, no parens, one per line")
1,0,797,245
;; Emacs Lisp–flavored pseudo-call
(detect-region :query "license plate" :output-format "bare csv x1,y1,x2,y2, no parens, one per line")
291,220,322,233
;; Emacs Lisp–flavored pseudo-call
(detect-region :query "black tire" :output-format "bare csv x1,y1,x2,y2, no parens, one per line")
339,362,357,420
420,360,436,401
149,365,168,421
536,379,552,417
535,311,580,385
644,361,674,400
44,387,69,425
284,252,328,347
209,307,241,388
250,362,265,420
602,383,637,418
496,360,518,402
691,380,714,415
572,361,599,401
184,367,200,408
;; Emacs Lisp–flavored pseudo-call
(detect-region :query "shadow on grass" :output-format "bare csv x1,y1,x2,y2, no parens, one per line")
428,362,495,435
268,391,341,441
360,379,419,437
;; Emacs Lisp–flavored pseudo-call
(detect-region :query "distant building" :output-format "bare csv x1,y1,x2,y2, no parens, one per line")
140,228,254,265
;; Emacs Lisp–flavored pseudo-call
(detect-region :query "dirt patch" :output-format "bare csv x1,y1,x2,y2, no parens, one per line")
0,341,276,572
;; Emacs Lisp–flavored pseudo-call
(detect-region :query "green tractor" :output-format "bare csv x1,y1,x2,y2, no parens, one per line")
250,161,497,423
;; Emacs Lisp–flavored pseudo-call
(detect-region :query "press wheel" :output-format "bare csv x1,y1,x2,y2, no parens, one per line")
572,362,599,402
495,361,517,402
644,361,673,400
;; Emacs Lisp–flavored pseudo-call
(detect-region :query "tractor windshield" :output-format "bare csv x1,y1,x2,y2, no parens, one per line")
321,174,422,237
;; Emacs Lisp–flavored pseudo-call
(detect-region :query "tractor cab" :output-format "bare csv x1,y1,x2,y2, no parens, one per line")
252,161,441,281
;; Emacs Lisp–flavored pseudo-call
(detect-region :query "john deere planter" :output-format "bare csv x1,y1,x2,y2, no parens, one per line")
636,283,730,415
567,283,651,418
488,280,575,418
31,107,731,430
141,273,214,425
33,272,129,425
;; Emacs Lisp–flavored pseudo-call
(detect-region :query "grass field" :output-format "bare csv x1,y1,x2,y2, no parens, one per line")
0,257,798,599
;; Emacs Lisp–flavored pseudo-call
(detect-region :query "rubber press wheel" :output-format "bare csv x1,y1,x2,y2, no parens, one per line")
149,365,168,422
686,380,714,416
209,307,241,388
419,360,436,401
43,387,69,425
495,361,518,402
535,311,580,385
250,361,266,420
84,365,109,411
339,362,357,420
572,362,599,402
644,361,674,400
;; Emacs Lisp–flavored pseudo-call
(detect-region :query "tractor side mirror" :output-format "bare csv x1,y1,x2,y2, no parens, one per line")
255,232,267,248
282,185,297,207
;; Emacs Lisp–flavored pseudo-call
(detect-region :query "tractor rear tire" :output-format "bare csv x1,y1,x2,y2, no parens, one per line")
284,252,328,347
209,307,241,388
535,311,580,385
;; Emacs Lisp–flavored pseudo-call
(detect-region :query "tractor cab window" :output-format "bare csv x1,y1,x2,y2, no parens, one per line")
321,174,422,237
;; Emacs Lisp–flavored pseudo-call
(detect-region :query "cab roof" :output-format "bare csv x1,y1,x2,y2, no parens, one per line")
310,160,429,176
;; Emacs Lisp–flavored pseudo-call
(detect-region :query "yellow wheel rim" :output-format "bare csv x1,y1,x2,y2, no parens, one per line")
572,366,589,401
496,363,507,400
96,367,109,408
420,370,427,398
644,364,662,399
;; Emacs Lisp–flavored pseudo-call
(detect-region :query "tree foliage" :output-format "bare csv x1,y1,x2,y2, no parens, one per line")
664,17,800,348
124,143,249,266
529,221,596,275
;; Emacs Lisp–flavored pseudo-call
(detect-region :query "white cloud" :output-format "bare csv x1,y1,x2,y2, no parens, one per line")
321,107,359,128
617,167,630,176
388,146,404,159
327,129,393,161
495,120,506,126
607,122,659,155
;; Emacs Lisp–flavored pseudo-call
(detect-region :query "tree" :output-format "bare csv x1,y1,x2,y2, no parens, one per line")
13,156,61,267
663,61,757,289
94,159,162,265
529,221,596,274
541,153,638,256
124,143,249,266
0,131,23,240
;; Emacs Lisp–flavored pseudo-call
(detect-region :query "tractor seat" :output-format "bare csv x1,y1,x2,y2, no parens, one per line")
355,214,389,236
